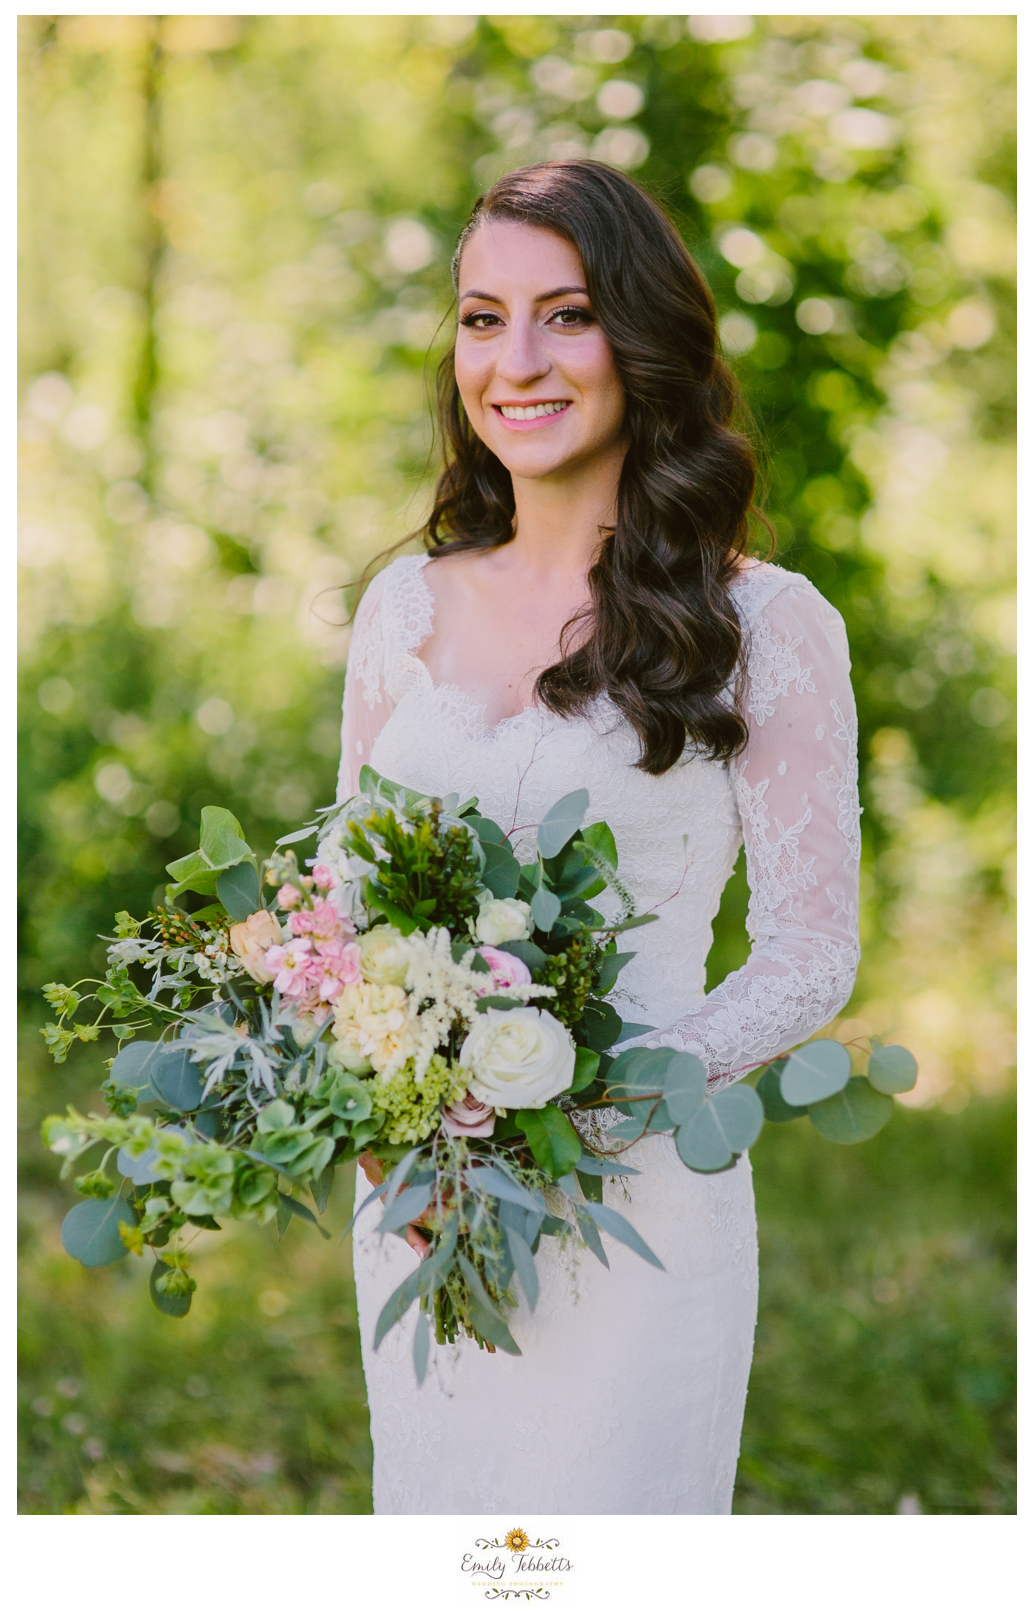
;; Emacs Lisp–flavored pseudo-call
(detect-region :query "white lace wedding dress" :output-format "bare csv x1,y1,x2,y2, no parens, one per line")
336,552,860,1515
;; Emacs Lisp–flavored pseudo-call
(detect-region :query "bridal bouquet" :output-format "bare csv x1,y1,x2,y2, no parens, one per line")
41,769,917,1376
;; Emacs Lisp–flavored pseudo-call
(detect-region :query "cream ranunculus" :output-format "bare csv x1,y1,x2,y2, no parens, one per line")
357,925,410,987
474,895,533,947
332,981,414,1079
459,1006,575,1111
228,908,283,984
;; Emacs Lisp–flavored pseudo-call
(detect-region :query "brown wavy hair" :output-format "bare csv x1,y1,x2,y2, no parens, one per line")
423,160,762,775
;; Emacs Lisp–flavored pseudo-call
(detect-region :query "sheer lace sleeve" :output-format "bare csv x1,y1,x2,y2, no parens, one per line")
653,576,861,1089
336,569,395,802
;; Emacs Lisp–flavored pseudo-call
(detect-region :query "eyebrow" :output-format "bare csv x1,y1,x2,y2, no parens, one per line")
459,285,589,304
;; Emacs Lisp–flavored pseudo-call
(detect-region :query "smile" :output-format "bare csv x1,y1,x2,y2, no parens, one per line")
494,401,571,421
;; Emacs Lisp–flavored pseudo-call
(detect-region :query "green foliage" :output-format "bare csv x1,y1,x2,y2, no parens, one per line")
808,1077,895,1144
780,1039,853,1106
61,1197,138,1268
515,1104,583,1180
344,804,483,935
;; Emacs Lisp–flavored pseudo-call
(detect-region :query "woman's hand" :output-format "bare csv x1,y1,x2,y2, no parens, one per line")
358,1150,432,1261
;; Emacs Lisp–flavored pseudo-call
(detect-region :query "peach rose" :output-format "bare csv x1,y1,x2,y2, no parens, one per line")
229,908,283,984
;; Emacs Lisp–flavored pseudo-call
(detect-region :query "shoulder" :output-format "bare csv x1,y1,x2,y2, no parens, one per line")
353,551,432,637
730,559,849,660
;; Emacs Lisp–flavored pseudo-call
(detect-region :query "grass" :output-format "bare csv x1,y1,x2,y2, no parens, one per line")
18,1090,1014,1515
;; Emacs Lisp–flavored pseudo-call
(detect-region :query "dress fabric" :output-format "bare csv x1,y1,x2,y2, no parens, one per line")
336,552,861,1515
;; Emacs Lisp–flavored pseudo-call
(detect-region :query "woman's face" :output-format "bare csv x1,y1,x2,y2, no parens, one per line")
454,219,626,485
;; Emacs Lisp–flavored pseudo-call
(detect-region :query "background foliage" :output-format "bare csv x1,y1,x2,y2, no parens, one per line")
19,14,1014,1514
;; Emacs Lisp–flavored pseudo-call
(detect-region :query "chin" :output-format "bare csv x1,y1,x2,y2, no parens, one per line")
484,434,586,480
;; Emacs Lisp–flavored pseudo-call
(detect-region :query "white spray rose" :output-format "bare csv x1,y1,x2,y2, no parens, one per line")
474,895,533,947
358,925,410,987
459,1006,575,1111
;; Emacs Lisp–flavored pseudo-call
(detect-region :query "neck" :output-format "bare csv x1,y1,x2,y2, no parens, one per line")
505,444,624,581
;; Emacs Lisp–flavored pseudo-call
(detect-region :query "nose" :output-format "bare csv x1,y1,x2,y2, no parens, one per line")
495,312,551,388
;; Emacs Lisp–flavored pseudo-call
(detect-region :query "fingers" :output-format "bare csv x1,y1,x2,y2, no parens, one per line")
358,1150,385,1187
405,1224,432,1261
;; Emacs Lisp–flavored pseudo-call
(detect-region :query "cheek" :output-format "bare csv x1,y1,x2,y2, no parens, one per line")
454,341,491,413
570,337,624,421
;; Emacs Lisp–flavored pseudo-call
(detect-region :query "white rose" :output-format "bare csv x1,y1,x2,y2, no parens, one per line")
358,925,410,986
459,1007,575,1111
474,896,533,947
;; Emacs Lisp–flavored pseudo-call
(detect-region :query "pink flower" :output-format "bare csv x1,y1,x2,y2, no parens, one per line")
277,884,301,910
265,937,317,998
312,937,361,1000
266,935,361,1012
289,899,353,941
311,863,338,890
441,1093,496,1139
475,946,532,996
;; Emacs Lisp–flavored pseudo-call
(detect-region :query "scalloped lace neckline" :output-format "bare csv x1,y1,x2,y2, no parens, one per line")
395,552,781,744
403,554,552,741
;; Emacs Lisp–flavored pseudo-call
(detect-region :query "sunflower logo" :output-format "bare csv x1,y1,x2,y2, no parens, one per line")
504,1527,530,1554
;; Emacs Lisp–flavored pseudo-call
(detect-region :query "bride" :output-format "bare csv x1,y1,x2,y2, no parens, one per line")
336,160,860,1515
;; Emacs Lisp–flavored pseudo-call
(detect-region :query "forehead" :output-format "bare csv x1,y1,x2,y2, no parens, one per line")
458,218,585,294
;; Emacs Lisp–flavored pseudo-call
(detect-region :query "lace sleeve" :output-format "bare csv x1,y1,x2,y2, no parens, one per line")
336,569,395,802
653,579,861,1089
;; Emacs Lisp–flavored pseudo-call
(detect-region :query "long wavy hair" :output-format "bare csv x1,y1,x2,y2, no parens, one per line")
419,160,764,775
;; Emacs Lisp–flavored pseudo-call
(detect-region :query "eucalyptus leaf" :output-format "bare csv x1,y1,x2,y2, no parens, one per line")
373,1265,423,1349
340,1181,386,1241
109,1038,165,1099
412,1307,430,1385
675,1083,764,1172
503,1223,539,1311
276,1191,331,1238
808,1077,894,1144
575,1168,603,1203
216,861,262,921
780,1039,851,1106
530,885,561,933
61,1197,136,1268
868,1043,918,1095
464,1164,543,1213
612,1020,656,1043
465,814,508,845
581,1201,664,1270
571,1153,640,1176
662,1052,708,1126
757,1061,806,1123
595,951,634,994
481,841,522,899
497,939,547,972
377,1181,432,1236
150,1044,211,1113
575,1203,609,1266
275,1201,291,1240
456,1254,522,1354
536,789,589,859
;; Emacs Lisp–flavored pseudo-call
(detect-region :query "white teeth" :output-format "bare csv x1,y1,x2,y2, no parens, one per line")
498,402,568,419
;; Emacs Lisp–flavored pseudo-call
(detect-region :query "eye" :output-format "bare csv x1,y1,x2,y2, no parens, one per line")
547,305,594,328
460,310,503,330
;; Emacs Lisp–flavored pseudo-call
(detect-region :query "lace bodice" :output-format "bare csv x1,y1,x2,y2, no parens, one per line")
336,552,860,1085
